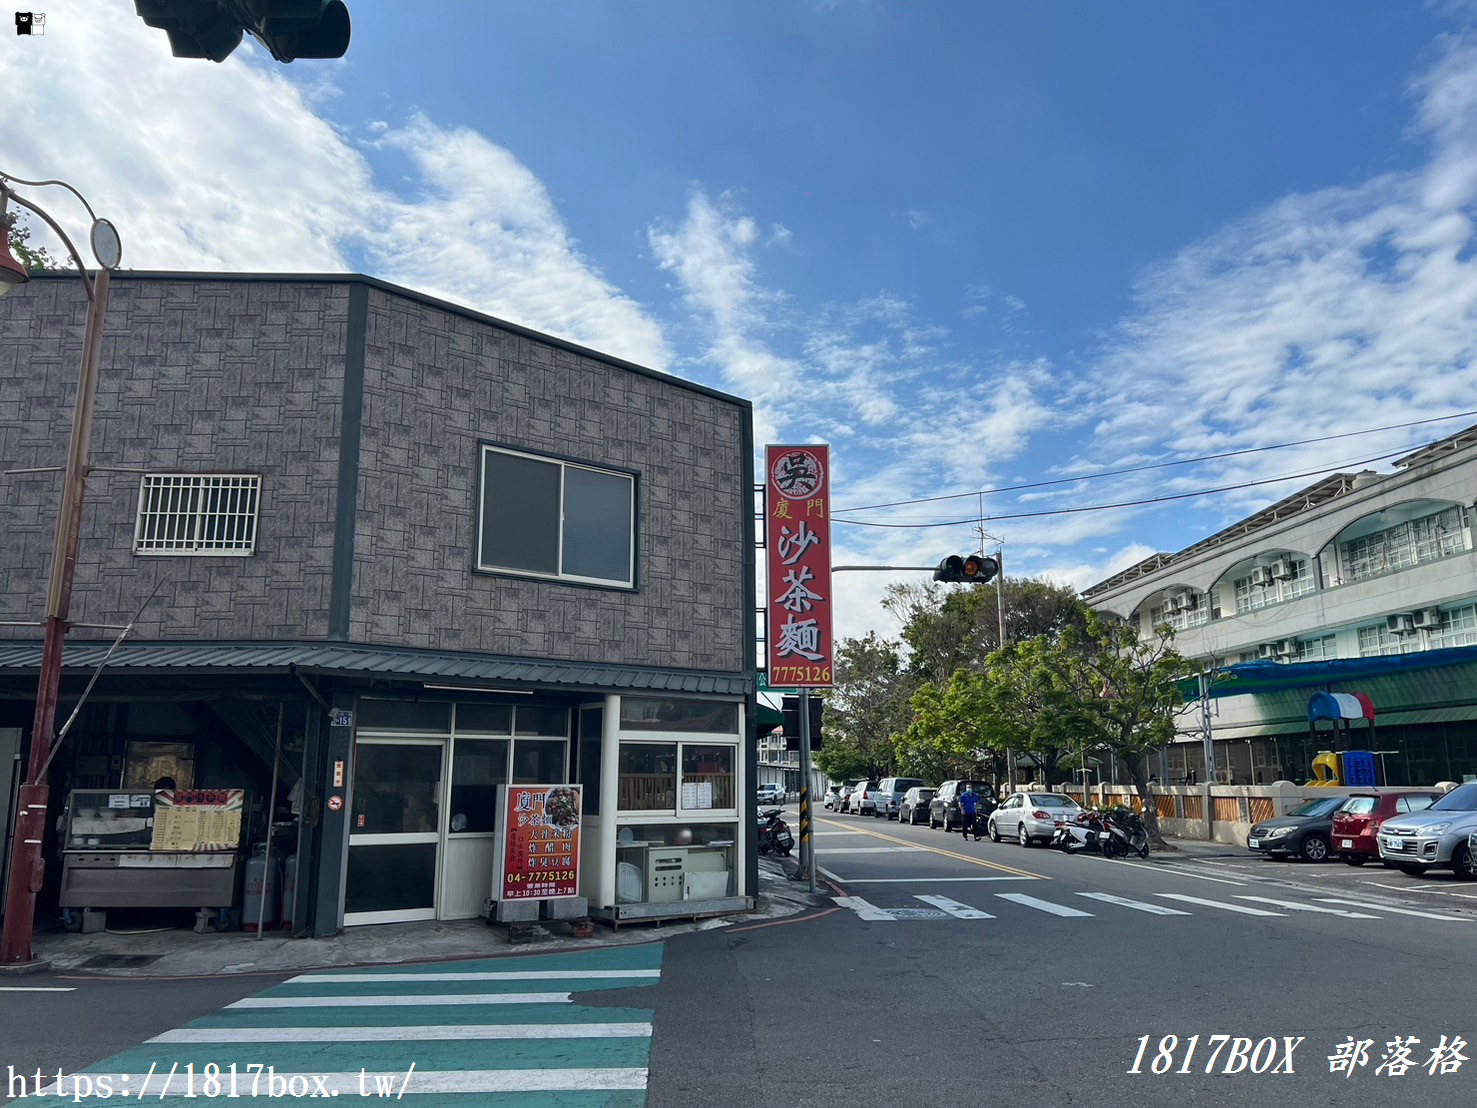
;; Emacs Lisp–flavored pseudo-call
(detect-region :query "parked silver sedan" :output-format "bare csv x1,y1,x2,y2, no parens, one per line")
988,792,1083,846
1378,782,1477,878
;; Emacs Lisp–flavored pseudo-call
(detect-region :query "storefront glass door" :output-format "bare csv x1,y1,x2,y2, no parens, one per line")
344,739,444,925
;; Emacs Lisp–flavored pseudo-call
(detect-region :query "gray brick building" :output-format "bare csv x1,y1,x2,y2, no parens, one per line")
0,272,757,935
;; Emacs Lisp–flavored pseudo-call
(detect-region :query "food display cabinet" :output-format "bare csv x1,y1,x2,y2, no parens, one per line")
59,788,245,933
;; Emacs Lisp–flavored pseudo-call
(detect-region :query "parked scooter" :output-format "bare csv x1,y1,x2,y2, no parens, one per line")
757,807,795,857
1051,810,1111,854
1103,806,1151,859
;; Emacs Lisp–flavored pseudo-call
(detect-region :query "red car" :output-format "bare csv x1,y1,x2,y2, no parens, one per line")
1332,791,1441,865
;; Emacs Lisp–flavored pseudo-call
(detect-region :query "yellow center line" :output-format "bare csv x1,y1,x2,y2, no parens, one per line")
815,816,1047,880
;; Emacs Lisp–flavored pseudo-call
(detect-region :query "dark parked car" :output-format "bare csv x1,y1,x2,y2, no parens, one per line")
1332,791,1439,865
929,780,997,832
1246,796,1347,861
898,786,936,825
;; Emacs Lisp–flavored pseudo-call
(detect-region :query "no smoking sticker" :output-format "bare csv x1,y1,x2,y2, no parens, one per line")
327,795,343,812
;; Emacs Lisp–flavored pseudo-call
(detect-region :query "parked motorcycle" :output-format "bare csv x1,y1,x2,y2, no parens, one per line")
757,807,795,857
1103,806,1151,859
1051,811,1111,854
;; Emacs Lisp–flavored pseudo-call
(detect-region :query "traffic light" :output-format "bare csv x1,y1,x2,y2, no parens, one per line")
933,553,998,584
136,0,351,63
781,695,824,750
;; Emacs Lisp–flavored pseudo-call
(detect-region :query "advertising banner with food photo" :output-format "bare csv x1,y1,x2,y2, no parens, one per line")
497,783,582,900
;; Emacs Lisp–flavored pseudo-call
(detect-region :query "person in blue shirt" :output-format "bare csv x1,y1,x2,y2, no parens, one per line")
958,786,980,841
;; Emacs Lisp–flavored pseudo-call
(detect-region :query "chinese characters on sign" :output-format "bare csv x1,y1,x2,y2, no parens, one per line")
765,445,833,688
497,784,583,900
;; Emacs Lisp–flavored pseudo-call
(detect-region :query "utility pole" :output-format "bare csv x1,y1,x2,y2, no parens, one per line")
0,173,119,967
1199,668,1216,842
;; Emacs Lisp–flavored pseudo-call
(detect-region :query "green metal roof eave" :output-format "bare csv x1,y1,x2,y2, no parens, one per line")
0,641,751,698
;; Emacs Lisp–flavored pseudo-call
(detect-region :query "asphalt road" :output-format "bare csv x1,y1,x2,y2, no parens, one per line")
643,806,1477,1108
4,811,1474,1107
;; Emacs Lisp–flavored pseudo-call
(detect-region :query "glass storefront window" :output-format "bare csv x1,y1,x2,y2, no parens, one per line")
455,704,513,735
619,743,677,810
448,738,508,833
357,700,450,733
516,705,570,736
351,744,442,833
681,744,736,810
512,738,568,783
620,697,739,734
614,823,738,904
578,706,603,816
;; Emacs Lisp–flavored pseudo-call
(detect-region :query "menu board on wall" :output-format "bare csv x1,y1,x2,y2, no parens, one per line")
150,788,245,852
496,784,582,901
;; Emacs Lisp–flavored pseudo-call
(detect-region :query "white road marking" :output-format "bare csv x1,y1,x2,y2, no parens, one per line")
832,896,897,921
152,1023,653,1043
228,992,571,1008
1156,893,1283,916
287,970,659,984
1234,895,1379,918
818,847,918,854
0,986,75,992
995,893,1093,918
819,866,847,883
1105,859,1247,885
914,895,995,919
818,876,1036,883
1365,882,1477,898
1076,892,1189,915
42,1070,648,1097
1315,897,1474,922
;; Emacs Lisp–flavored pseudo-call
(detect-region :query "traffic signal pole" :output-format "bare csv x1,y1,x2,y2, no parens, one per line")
798,687,816,893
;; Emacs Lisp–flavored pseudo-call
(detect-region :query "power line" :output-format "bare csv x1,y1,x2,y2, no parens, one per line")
831,445,1413,529
831,407,1477,515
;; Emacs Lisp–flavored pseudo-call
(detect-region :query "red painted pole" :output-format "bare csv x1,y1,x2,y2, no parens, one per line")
0,269,109,966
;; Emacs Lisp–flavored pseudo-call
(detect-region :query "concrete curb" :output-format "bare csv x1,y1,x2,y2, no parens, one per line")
32,863,824,980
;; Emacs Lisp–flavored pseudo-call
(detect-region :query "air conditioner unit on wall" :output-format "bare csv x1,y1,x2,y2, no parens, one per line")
1277,639,1298,657
1171,590,1193,612
1161,593,1182,614
1269,557,1294,581
1386,613,1416,636
1412,608,1442,630
1258,642,1280,660
1250,566,1272,587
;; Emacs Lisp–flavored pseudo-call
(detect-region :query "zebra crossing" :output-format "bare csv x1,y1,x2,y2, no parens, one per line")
40,945,663,1105
832,888,1477,925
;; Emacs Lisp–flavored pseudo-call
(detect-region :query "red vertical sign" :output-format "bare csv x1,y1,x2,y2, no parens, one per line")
765,445,833,688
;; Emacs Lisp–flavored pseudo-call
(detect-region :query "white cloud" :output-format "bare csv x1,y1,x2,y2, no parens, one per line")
2,2,669,369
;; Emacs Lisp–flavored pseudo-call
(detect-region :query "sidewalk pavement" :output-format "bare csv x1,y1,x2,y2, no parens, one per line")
1156,835,1246,859
24,857,823,978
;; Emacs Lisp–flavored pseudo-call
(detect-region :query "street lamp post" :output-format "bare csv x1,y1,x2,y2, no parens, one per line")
0,171,120,967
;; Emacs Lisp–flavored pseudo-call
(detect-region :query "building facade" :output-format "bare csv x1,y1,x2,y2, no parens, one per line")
1083,425,1477,787
0,271,757,934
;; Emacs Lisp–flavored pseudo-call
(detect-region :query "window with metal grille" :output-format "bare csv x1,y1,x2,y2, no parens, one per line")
134,474,260,555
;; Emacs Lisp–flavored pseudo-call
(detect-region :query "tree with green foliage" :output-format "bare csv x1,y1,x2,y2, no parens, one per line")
812,632,912,782
3,209,57,271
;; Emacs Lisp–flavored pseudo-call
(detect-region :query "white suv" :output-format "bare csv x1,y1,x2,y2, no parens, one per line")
756,783,785,805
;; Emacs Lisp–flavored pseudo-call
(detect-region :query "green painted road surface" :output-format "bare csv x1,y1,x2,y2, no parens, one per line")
41,944,663,1105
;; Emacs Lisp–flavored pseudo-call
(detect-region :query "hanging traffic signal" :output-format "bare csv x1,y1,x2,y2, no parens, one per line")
136,0,351,63
781,695,825,750
934,553,998,584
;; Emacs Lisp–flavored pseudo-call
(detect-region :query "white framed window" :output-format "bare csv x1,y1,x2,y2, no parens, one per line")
1233,557,1315,613
1339,505,1467,584
1357,624,1418,658
1294,634,1337,662
477,445,635,588
134,474,260,556
1434,604,1477,649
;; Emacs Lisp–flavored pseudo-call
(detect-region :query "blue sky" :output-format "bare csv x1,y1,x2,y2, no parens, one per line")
9,2,1477,644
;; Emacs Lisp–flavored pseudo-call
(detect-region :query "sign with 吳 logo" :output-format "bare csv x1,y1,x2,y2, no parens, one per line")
495,784,582,901
764,444,833,689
